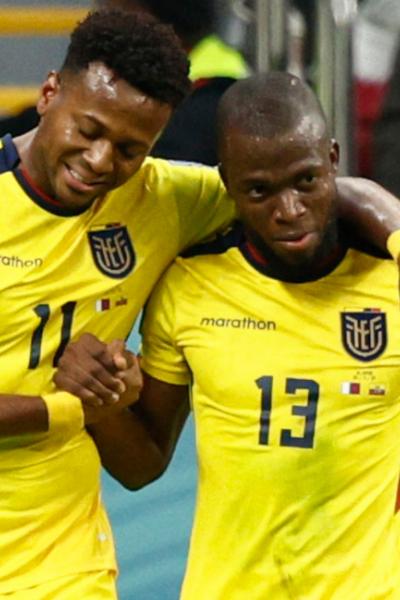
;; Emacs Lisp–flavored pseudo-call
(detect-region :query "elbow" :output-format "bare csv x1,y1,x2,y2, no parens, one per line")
106,453,169,492
121,465,168,492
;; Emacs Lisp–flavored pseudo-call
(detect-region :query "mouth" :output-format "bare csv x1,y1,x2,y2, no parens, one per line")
64,165,107,193
274,232,315,250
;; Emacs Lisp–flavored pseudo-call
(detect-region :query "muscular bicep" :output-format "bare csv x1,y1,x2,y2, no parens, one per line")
89,372,190,490
336,177,400,252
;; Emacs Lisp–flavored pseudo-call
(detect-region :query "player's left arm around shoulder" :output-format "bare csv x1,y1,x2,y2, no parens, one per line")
336,177,400,261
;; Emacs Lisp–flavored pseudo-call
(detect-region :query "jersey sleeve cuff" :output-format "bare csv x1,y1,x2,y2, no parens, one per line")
41,391,84,436
387,230,400,262
141,361,191,386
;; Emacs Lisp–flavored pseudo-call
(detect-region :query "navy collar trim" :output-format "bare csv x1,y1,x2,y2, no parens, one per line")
239,234,348,283
1,135,89,217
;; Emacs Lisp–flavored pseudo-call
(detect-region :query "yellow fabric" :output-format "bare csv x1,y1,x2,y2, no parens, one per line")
387,229,400,262
0,136,234,592
0,570,117,599
189,35,249,81
41,391,84,435
141,244,400,600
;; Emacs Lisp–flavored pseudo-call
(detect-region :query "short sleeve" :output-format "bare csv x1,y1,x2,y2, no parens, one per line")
140,263,191,386
169,162,236,251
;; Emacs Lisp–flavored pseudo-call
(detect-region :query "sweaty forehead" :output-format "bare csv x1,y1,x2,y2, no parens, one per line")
66,63,121,100
64,62,155,114
224,108,326,143
223,124,326,157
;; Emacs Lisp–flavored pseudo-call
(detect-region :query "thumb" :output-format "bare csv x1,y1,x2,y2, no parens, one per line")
107,339,128,371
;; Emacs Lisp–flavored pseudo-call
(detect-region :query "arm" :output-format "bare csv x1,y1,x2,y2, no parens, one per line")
54,334,189,490
0,335,141,438
0,385,122,438
336,177,400,252
54,266,191,489
89,372,190,490
0,394,48,435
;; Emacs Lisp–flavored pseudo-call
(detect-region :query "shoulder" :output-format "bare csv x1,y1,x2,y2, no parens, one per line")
118,157,222,198
181,221,243,259
151,225,240,300
0,135,20,174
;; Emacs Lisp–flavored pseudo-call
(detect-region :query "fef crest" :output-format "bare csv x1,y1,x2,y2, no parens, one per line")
341,309,387,362
88,225,135,279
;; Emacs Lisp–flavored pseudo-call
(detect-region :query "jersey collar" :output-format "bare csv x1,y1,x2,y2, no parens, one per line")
2,134,90,217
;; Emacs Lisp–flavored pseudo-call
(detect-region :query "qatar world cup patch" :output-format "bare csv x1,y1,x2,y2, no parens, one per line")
341,309,387,362
88,225,135,279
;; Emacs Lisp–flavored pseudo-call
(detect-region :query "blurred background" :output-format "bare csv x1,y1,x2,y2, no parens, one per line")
1,1,399,598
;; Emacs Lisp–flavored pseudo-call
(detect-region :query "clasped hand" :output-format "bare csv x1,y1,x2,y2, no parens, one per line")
53,333,143,423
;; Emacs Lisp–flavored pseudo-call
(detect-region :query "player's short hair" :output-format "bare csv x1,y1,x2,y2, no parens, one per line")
217,71,328,143
61,10,190,108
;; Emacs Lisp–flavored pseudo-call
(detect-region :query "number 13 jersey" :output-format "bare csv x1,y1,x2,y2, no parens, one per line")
141,231,400,600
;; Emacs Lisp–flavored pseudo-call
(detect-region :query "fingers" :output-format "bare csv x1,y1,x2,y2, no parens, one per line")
118,353,143,406
54,334,126,405
108,339,126,356
80,333,117,373
108,339,130,371
54,359,124,406
53,372,102,407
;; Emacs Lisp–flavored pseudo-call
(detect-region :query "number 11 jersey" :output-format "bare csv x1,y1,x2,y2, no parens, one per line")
0,135,234,592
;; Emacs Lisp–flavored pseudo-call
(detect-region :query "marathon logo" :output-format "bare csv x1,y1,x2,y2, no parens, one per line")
200,317,276,330
0,254,43,268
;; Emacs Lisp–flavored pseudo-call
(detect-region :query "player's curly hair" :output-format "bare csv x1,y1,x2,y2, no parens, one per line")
61,10,191,108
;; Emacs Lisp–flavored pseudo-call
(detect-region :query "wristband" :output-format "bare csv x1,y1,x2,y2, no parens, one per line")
41,391,84,435
387,230,400,262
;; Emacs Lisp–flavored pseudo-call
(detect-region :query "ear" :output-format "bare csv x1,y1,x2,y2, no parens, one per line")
36,71,61,116
218,162,228,190
329,138,340,173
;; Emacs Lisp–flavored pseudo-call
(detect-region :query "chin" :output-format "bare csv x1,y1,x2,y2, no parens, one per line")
277,248,318,267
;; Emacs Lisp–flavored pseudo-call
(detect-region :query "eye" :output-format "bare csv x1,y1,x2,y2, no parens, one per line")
118,146,137,160
78,127,98,141
248,183,269,200
297,174,317,190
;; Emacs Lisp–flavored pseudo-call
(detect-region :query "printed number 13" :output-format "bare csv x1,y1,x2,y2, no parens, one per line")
256,376,319,449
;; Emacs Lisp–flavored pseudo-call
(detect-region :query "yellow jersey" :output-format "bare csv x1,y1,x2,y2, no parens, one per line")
141,229,400,600
0,135,234,592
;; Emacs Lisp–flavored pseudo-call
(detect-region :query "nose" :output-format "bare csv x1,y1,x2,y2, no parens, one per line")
274,191,306,223
83,139,114,175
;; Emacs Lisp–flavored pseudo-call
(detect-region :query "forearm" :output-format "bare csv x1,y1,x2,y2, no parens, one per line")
0,394,48,435
337,177,400,251
89,409,167,490
0,390,83,437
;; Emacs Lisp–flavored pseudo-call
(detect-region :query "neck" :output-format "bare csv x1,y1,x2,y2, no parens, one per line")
243,221,346,283
13,129,37,164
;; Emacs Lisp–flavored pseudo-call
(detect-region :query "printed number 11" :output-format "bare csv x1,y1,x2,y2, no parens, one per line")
29,301,76,369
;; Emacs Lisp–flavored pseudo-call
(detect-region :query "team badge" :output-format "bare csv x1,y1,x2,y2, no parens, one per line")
88,225,135,279
341,309,387,362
